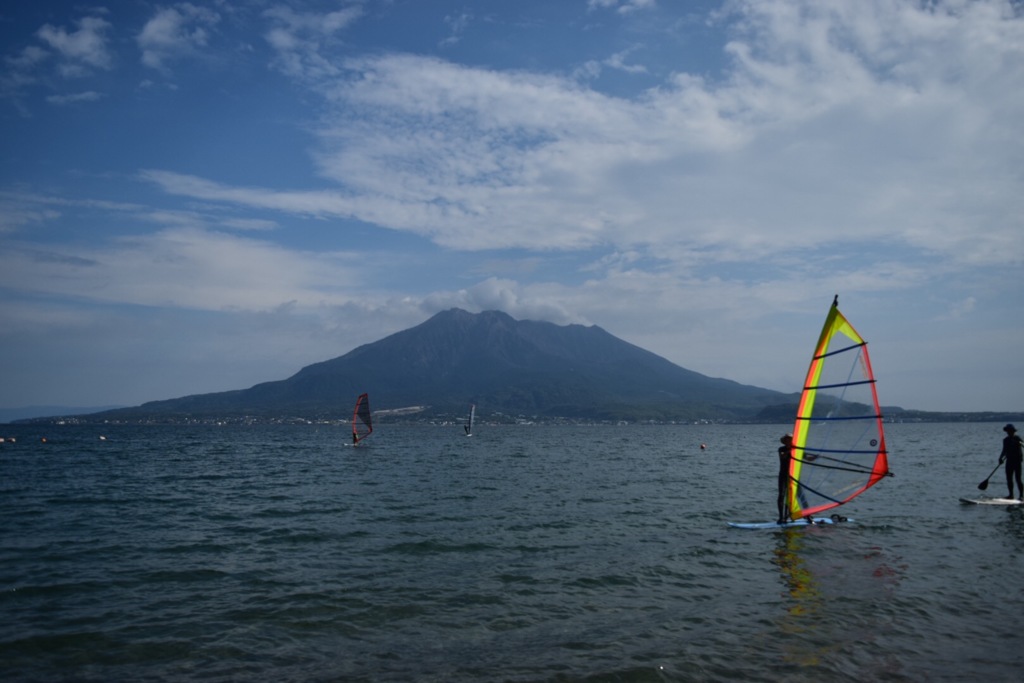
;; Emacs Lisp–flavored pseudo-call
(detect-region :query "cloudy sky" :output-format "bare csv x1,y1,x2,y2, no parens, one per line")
1,0,1021,415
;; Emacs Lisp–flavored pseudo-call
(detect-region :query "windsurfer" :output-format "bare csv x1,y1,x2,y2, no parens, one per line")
998,424,1023,500
777,434,793,524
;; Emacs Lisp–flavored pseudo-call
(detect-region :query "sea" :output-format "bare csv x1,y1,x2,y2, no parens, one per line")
1,421,1021,682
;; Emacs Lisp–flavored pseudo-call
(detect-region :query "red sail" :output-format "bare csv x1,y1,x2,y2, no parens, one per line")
351,393,373,444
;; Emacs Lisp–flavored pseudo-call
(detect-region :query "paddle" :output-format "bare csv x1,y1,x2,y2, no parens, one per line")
978,461,1003,490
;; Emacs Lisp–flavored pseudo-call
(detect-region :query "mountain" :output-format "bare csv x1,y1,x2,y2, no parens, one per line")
57,309,796,423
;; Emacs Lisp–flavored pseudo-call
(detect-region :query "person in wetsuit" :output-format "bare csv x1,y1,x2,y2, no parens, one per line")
777,434,793,524
999,423,1023,500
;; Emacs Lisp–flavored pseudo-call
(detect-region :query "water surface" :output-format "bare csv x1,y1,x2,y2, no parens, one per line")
1,422,1021,681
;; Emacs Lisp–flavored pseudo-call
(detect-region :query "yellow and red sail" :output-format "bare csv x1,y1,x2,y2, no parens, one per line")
788,297,890,519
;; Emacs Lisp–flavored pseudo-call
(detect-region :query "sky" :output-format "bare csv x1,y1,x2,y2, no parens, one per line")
1,0,1022,415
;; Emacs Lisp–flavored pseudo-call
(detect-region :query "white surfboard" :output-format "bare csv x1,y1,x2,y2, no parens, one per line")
728,515,853,530
959,496,1023,506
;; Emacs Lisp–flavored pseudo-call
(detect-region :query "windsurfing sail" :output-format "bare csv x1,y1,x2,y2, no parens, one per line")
351,393,373,445
787,296,891,520
464,404,476,436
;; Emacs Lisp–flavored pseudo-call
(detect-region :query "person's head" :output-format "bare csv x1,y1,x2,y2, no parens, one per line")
1004,424,1017,434
780,434,793,444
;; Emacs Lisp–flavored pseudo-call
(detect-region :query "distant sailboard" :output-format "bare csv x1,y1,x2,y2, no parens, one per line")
464,403,476,436
730,296,892,529
351,393,373,445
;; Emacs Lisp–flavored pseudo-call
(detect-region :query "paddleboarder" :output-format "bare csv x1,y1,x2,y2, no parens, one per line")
998,424,1024,500
777,433,793,524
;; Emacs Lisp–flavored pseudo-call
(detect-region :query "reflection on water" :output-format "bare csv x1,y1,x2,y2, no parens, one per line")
999,506,1024,543
773,529,821,620
770,526,911,676
772,529,829,666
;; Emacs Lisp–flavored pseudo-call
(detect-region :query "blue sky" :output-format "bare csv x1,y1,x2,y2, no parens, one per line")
1,0,1022,415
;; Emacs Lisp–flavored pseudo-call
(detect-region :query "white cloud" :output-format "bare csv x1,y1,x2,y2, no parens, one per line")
220,217,279,231
134,0,1023,276
46,91,103,105
301,1,1020,267
588,0,657,14
604,48,648,74
137,3,221,71
0,201,60,233
440,12,473,47
576,48,650,81
1,226,362,313
6,45,49,71
620,0,657,14
422,277,583,326
36,16,113,71
263,4,363,80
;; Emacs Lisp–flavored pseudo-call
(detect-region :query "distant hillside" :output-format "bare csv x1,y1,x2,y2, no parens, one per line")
52,309,796,424
0,405,125,424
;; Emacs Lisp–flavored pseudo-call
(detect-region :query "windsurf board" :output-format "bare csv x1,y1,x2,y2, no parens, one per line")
728,516,853,529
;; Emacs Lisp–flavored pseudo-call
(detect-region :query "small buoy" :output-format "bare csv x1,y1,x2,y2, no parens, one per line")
700,443,707,450
41,437,47,443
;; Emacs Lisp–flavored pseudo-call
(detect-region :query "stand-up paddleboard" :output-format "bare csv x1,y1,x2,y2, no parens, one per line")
959,496,1023,506
728,515,853,530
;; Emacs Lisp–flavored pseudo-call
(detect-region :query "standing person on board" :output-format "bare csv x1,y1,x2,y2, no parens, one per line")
998,424,1024,500
777,434,794,524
